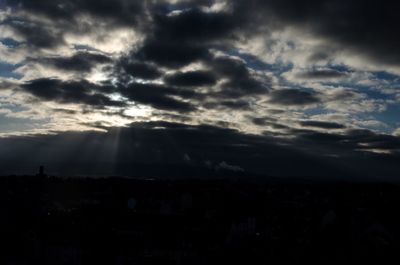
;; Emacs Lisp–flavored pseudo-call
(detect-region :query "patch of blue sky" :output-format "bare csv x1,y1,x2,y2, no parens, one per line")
371,104,400,129
276,77,321,94
73,44,102,53
0,38,21,48
312,65,400,90
361,88,396,101
319,80,397,101
0,114,48,133
303,107,394,134
0,61,22,79
314,79,397,132
327,64,352,73
354,113,391,132
0,103,29,113
227,48,293,74
303,107,331,117
356,122,391,135
372,71,400,82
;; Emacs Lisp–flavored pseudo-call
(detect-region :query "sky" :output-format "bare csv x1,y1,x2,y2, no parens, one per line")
0,0,399,178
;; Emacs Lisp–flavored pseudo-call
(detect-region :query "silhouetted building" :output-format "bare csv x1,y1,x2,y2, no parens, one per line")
37,165,47,177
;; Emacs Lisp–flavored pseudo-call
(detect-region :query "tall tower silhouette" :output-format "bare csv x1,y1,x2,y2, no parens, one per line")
37,165,46,177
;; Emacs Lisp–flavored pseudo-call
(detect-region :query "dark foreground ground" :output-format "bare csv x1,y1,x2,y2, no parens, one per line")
1,175,400,265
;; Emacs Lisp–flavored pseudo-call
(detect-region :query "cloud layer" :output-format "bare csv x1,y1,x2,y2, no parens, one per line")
0,0,400,178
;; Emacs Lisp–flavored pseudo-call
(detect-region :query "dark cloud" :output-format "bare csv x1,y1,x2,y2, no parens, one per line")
6,18,64,49
153,8,238,42
211,56,270,96
251,117,290,130
131,6,240,69
233,0,400,66
33,52,112,72
294,128,400,153
269,89,320,106
307,52,331,62
251,117,278,126
0,121,399,179
9,0,145,26
220,100,252,110
4,0,148,52
300,120,346,129
117,51,269,110
345,129,400,151
328,89,361,102
270,123,290,130
135,39,211,68
8,0,400,68
20,78,123,107
52,108,78,115
3,0,400,181
296,69,348,79
211,56,252,80
252,117,270,126
164,71,217,87
120,83,199,112
203,100,252,110
120,62,162,80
